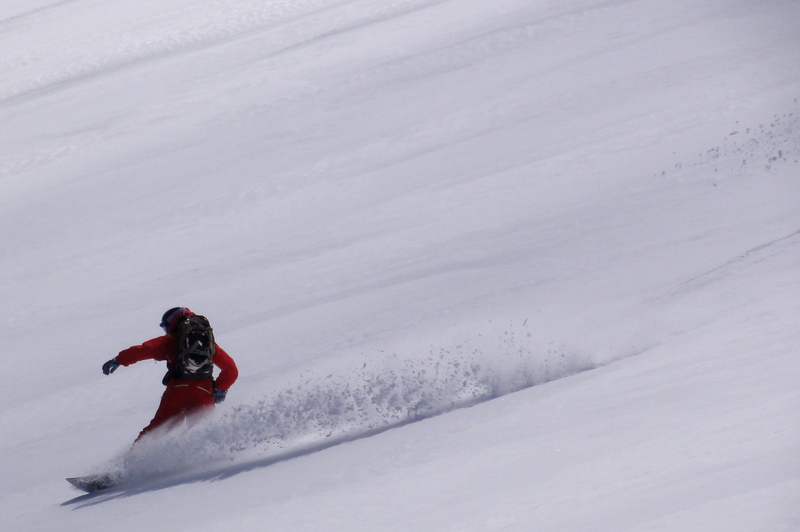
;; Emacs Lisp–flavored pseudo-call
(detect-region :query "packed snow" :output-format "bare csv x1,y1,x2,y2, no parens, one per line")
1,0,799,530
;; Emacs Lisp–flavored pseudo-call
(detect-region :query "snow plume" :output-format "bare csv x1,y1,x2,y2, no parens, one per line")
116,321,596,482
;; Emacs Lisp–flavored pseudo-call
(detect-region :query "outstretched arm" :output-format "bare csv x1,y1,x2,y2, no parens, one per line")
103,335,174,375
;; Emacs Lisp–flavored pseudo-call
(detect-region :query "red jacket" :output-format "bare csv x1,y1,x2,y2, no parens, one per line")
117,334,238,391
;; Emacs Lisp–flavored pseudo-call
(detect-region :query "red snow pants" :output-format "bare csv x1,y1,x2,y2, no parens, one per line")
136,379,215,441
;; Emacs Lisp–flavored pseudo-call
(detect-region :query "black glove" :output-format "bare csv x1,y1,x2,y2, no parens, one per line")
213,388,227,404
102,358,120,375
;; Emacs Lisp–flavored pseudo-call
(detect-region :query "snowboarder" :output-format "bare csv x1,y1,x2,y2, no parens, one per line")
101,307,238,442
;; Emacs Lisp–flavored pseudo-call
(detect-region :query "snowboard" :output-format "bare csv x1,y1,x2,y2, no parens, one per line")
66,473,117,493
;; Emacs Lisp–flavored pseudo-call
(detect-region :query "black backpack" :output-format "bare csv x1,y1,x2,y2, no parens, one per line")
163,314,216,383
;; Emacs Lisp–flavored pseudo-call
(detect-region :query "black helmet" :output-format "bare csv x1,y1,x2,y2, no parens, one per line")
160,307,190,333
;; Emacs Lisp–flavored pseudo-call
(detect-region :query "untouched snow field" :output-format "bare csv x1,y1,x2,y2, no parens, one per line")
1,0,799,530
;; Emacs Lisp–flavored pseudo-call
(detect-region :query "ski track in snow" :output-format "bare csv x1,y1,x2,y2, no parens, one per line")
0,0,452,107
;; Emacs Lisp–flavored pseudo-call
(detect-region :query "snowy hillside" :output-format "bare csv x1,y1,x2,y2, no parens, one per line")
1,0,799,530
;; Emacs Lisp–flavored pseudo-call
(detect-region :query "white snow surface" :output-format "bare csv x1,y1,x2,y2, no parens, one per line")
1,0,799,530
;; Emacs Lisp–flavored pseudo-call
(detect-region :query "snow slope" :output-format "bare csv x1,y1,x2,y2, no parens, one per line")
1,0,799,530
